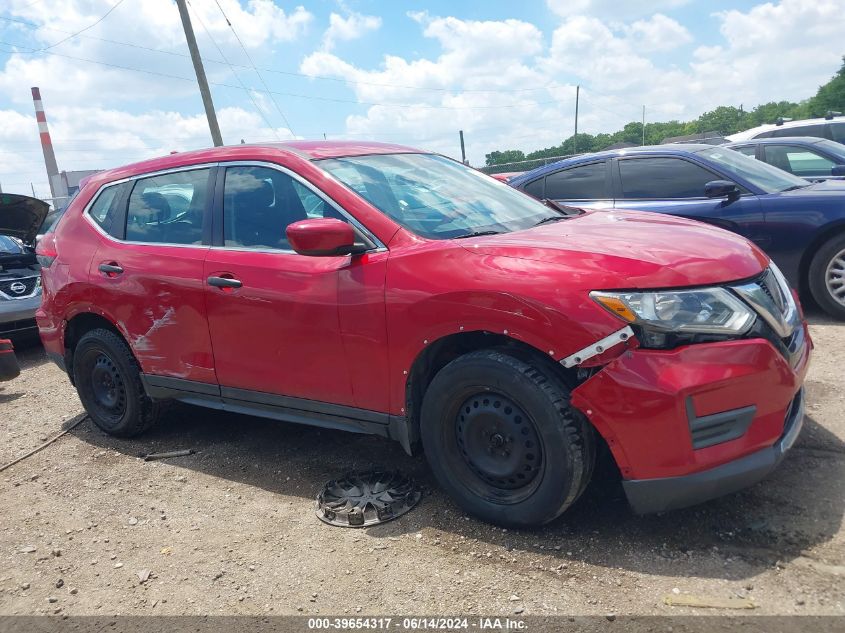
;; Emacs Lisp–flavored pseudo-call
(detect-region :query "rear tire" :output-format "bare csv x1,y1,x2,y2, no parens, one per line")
420,350,595,527
73,328,162,437
808,233,845,320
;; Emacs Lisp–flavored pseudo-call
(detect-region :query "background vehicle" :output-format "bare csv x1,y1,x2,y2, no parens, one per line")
38,141,809,527
509,145,845,319
0,338,20,381
726,136,845,181
726,114,845,143
0,194,48,339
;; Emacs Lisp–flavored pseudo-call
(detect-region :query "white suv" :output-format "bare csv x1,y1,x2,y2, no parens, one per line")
727,115,845,143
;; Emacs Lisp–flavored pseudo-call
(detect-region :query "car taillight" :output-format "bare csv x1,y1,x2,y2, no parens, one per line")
36,233,58,268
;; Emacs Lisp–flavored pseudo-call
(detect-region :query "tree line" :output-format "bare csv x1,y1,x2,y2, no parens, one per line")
485,56,845,167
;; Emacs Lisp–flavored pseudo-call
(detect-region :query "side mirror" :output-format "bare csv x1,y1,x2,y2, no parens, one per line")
705,180,740,199
831,165,845,177
286,218,358,256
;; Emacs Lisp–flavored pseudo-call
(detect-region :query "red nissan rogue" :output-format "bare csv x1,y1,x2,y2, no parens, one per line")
36,141,810,527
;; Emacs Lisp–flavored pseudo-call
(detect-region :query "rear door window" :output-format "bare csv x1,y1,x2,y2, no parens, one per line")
125,168,210,245
543,162,607,200
763,144,836,178
618,158,717,199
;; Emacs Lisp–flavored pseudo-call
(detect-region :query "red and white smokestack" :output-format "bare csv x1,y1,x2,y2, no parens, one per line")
31,87,62,201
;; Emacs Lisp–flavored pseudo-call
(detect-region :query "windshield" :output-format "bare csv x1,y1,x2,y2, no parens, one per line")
695,146,808,193
318,153,555,239
0,235,26,255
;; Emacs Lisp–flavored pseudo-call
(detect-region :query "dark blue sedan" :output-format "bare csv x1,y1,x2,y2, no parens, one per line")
508,145,845,319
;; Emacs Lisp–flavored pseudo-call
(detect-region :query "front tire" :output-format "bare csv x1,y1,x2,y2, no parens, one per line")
420,350,595,527
808,233,845,320
73,328,162,437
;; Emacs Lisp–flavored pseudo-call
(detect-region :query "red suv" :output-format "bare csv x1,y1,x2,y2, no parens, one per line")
37,141,810,526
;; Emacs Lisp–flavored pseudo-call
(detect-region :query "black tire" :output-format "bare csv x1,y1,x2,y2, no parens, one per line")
72,328,162,437
808,233,845,320
420,350,595,527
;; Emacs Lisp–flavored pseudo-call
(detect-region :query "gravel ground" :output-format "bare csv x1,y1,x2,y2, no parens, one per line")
0,312,842,618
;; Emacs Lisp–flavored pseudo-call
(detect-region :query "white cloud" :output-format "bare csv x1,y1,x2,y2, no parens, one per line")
625,14,692,52
0,103,294,198
299,0,844,166
546,0,690,20
322,9,382,51
2,0,844,193
0,0,313,108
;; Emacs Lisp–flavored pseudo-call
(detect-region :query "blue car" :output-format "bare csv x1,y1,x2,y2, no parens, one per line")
724,136,845,182
508,145,845,319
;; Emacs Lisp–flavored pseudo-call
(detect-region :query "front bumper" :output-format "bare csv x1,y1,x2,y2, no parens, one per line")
0,294,41,336
623,387,804,514
571,323,811,514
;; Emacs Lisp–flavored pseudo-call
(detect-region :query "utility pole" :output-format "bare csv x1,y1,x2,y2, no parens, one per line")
573,85,580,153
641,105,646,146
175,0,223,147
459,130,466,164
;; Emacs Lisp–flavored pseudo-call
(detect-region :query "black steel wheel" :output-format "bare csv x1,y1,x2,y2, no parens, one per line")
88,352,127,422
421,349,595,527
73,328,163,437
455,392,542,498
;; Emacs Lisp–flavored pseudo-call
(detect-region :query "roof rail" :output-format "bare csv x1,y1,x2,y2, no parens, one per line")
825,111,843,120
775,117,793,126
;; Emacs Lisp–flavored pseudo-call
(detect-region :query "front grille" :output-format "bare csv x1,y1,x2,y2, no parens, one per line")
0,276,38,298
757,268,789,314
733,267,804,367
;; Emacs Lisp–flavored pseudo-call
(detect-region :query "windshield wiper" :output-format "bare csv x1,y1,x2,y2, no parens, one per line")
534,215,568,226
542,198,583,215
452,230,503,239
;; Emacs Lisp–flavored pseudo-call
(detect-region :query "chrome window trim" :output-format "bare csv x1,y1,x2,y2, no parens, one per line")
212,160,386,255
82,163,219,249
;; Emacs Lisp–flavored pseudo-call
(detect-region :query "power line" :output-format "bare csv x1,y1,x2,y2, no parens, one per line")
34,0,127,51
0,14,553,95
184,0,280,141
0,40,558,111
208,0,295,136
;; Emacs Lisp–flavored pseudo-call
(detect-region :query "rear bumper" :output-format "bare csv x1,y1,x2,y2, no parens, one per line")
623,387,805,514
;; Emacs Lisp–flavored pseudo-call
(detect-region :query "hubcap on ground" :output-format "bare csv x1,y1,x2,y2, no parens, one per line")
455,393,541,490
90,353,126,417
826,248,845,307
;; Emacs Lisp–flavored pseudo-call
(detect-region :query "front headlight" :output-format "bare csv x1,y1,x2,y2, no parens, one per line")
591,287,756,339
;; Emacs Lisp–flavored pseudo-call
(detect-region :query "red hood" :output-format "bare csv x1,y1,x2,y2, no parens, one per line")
460,210,769,289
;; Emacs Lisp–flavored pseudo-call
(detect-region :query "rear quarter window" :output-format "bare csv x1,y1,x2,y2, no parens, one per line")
86,184,125,238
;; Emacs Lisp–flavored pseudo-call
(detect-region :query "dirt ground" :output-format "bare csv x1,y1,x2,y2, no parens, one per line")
0,311,843,618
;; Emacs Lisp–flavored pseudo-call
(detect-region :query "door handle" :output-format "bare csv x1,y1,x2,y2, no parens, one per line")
98,263,123,276
207,276,242,289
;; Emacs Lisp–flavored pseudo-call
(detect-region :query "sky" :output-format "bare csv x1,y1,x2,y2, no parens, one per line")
0,0,843,199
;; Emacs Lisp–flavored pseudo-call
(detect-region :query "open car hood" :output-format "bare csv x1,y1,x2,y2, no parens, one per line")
0,193,50,244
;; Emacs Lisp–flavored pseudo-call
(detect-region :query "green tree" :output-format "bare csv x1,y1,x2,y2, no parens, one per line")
806,56,845,116
485,149,525,166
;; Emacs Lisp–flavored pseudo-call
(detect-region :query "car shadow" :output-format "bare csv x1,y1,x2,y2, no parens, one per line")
68,394,844,580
